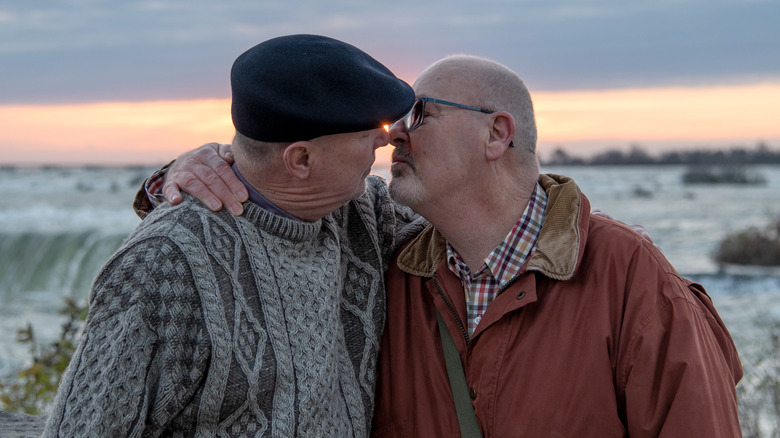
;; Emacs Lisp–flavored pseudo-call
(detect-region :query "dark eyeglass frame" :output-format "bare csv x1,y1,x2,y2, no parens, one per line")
401,97,514,147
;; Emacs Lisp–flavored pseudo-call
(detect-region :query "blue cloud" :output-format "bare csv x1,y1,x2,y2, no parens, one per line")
1,0,778,103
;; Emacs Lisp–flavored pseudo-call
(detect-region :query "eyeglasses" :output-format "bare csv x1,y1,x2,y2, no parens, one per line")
401,97,493,131
400,97,514,147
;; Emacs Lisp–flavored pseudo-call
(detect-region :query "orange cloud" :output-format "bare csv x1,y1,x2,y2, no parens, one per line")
2,82,779,166
0,99,234,165
534,81,780,154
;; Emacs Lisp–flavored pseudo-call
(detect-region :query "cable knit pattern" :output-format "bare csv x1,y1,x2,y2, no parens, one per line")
43,175,424,438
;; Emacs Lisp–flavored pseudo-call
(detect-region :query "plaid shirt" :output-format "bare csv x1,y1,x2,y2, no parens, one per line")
447,183,547,336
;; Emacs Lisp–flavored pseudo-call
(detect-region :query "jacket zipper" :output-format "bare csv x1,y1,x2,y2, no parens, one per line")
432,277,470,344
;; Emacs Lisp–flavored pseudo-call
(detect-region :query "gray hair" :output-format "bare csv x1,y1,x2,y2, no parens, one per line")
232,131,289,163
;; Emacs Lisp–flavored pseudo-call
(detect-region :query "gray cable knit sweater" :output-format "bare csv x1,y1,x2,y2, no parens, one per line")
42,175,423,438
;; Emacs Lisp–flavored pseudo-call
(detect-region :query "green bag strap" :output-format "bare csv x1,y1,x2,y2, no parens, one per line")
436,309,483,438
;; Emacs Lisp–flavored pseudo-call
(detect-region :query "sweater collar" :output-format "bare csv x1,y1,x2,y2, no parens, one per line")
240,200,325,243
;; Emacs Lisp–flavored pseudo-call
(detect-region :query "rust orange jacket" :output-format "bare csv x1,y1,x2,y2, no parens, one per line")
372,174,743,438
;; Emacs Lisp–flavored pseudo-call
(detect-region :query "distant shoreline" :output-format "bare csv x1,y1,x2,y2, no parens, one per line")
542,143,780,167
3,143,780,170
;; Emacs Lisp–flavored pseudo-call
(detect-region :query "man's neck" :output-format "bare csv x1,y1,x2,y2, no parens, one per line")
235,161,342,222
423,178,537,271
232,163,301,221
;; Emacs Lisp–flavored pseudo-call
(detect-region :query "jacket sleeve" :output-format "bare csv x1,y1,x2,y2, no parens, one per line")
618,252,742,437
42,237,210,437
132,161,174,219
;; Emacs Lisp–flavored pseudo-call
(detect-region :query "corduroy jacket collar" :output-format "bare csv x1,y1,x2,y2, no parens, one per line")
396,173,590,281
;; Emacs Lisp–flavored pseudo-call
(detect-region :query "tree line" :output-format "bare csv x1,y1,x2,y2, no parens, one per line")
543,142,780,166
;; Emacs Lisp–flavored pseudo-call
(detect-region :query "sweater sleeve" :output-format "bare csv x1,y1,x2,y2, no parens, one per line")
363,176,427,265
618,247,742,437
42,236,211,437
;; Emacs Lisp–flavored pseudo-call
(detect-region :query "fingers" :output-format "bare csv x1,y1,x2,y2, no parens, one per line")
209,145,249,210
630,225,655,243
217,143,235,163
162,181,184,205
592,209,654,243
591,209,613,220
165,143,248,215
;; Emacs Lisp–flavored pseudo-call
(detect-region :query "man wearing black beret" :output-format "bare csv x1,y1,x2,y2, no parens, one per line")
43,34,426,437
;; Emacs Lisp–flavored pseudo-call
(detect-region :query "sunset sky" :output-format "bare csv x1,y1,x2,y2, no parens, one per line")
2,0,779,166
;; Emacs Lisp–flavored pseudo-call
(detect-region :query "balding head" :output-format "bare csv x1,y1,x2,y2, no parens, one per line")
416,55,538,165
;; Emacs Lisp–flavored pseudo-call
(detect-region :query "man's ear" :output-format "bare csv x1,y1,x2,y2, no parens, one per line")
485,111,516,161
283,141,313,179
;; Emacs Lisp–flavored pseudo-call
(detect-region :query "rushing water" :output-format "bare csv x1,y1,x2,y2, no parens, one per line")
0,165,151,375
1,164,779,427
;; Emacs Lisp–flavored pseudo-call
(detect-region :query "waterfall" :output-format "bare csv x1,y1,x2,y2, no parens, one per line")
0,231,129,296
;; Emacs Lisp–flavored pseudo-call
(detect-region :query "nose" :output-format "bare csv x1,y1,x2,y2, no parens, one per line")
388,119,410,147
373,127,391,150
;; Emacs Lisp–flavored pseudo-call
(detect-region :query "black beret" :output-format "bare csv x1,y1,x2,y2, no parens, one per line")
230,34,415,142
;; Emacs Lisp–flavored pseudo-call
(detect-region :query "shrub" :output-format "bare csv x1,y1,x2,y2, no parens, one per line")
714,218,780,266
0,298,87,415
